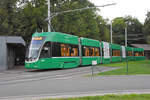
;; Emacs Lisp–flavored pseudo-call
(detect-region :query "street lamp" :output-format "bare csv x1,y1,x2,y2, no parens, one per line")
110,20,113,44
125,22,131,47
125,25,127,47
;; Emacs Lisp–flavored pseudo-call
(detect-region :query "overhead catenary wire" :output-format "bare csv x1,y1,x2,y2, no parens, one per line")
48,3,116,19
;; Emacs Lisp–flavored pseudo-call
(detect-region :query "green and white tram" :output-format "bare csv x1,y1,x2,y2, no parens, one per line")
25,32,145,69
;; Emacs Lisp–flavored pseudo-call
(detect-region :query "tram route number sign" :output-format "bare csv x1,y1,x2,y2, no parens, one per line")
92,60,97,66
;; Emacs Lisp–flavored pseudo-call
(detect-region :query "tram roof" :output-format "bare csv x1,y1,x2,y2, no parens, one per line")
126,46,133,51
133,47,144,52
80,37,100,47
32,32,79,45
110,43,121,49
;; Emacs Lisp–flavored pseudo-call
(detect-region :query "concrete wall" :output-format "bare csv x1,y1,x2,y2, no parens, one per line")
0,37,7,71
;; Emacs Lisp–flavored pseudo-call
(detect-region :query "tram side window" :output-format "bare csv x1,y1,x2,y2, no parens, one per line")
89,47,94,56
134,51,139,56
112,49,120,56
127,51,132,56
52,43,79,57
52,42,61,57
95,47,100,56
82,46,100,56
82,46,89,56
61,44,70,56
40,42,51,58
134,51,144,56
70,45,79,56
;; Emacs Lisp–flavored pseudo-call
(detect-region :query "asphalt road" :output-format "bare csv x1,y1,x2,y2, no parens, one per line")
0,74,150,100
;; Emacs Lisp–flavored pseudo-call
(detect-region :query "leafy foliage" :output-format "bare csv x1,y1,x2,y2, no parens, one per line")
112,17,126,45
0,0,110,43
143,11,150,44
112,16,145,45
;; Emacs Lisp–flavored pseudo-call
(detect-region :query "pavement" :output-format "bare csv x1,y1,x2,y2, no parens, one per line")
0,66,150,100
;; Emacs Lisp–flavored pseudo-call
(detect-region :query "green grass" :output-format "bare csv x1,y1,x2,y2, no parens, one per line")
44,94,150,100
99,60,150,75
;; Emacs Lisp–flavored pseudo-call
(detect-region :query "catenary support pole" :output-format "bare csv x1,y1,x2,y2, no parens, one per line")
48,0,51,32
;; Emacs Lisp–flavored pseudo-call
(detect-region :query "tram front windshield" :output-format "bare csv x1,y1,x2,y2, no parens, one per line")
26,37,45,60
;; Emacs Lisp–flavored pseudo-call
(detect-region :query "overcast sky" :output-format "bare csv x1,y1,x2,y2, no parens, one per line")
89,0,150,23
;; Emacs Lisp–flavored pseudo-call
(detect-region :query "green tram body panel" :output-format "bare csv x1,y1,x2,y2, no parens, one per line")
102,57,110,64
80,37,102,66
26,57,80,69
110,43,121,63
126,47,134,61
25,32,80,69
82,57,101,66
101,42,111,64
133,48,145,61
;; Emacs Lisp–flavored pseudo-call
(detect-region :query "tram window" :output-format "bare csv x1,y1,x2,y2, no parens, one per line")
52,42,61,57
82,46,100,56
95,48,100,56
82,46,89,56
61,44,70,56
85,47,90,56
70,45,79,56
134,51,139,56
89,47,94,56
82,46,85,56
52,42,79,57
134,51,144,56
127,51,132,56
40,42,51,58
112,49,120,56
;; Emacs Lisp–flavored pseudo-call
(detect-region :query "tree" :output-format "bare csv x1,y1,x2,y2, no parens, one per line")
51,0,100,40
143,11,150,44
111,17,126,45
16,0,48,42
111,16,145,45
124,16,145,44
96,16,110,42
0,0,18,35
0,0,109,43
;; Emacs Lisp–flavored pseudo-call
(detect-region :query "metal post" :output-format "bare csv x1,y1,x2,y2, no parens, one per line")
48,0,51,32
125,27,127,47
91,65,94,76
125,25,128,75
126,56,128,75
110,21,112,44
